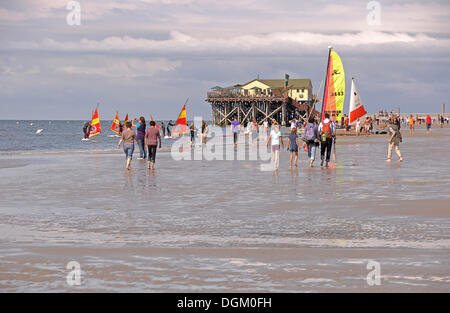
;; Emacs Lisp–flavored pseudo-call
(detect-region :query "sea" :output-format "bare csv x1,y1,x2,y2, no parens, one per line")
0,120,200,153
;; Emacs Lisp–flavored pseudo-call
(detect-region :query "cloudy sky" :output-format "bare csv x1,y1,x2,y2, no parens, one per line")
1,0,449,120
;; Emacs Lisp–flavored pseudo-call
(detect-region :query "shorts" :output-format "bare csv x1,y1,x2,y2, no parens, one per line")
290,147,298,153
233,132,238,143
272,144,280,152
123,144,134,159
426,123,431,130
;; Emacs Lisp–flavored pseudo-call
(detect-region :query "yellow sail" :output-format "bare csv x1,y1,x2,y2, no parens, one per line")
322,50,345,122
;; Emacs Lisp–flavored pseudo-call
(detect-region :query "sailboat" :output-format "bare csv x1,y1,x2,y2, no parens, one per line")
348,78,367,124
109,112,122,137
321,47,345,122
82,106,102,141
150,116,161,130
172,105,187,137
88,107,102,139
320,47,345,163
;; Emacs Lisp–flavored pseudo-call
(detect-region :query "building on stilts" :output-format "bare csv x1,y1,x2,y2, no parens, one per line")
206,77,321,126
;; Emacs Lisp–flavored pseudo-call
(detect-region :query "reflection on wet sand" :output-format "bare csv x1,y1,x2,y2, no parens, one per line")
0,129,449,292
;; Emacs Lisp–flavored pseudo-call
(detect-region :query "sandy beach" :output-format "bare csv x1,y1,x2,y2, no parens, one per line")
0,127,449,292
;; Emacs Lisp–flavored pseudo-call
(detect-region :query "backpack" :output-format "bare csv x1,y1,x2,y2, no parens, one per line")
321,121,332,140
304,124,316,141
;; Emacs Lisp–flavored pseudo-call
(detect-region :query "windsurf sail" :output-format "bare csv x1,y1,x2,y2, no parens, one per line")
321,48,345,122
124,114,129,125
172,105,187,136
89,108,102,138
110,112,121,134
151,116,160,130
348,78,367,124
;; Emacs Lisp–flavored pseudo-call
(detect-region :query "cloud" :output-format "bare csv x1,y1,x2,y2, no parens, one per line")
3,31,447,56
57,58,180,78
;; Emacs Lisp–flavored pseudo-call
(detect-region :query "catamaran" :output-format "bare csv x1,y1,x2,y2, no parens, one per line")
348,78,367,124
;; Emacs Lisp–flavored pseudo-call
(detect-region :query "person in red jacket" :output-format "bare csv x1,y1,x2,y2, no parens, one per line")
426,115,432,133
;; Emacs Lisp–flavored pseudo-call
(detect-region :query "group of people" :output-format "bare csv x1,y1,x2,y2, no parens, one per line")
113,110,448,171
116,117,161,170
265,113,336,170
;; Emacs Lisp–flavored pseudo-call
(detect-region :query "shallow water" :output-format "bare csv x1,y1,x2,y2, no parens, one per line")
0,127,449,292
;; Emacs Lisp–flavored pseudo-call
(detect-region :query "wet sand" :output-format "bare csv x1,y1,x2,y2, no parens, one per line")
0,128,449,292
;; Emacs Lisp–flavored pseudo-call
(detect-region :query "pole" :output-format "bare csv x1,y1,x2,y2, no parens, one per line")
321,47,333,122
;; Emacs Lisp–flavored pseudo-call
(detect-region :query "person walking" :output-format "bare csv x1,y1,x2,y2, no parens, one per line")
287,128,299,168
355,119,361,136
231,117,240,148
318,113,336,168
266,124,284,171
166,120,174,137
409,115,415,135
386,119,403,162
364,116,371,136
145,120,162,170
250,117,258,147
189,122,197,148
132,117,147,160
303,116,320,167
161,121,166,137
426,114,432,133
117,121,138,170
201,120,208,144
263,120,269,139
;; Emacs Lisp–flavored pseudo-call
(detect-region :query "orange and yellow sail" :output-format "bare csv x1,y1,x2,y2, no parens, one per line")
110,112,121,134
151,116,160,130
89,108,102,138
322,50,345,122
172,105,187,136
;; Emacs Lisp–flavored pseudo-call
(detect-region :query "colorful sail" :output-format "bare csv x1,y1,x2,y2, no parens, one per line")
322,50,345,122
110,112,121,134
349,78,367,123
89,108,102,138
151,116,160,130
172,105,187,136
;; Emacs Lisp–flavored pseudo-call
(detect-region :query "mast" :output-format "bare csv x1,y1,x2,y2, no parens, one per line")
321,46,333,121
349,77,354,118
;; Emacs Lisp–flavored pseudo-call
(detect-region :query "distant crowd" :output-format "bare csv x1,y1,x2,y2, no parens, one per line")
93,112,446,171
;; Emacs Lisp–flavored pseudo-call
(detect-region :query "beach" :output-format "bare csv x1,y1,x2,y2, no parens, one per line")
0,126,449,292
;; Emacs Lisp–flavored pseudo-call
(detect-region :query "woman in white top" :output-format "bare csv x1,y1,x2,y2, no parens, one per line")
266,125,284,171
355,119,361,136
263,120,269,138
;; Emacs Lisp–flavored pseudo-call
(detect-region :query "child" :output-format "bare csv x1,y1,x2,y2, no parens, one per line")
287,128,299,168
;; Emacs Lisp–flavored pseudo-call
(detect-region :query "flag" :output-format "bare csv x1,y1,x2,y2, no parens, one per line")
172,105,187,136
110,113,121,134
322,50,345,122
89,108,102,137
349,78,367,123
151,116,160,130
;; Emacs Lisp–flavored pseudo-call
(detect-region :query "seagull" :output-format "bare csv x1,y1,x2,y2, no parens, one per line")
36,129,43,134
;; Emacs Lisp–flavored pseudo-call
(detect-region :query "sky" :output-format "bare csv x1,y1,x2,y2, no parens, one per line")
0,0,449,120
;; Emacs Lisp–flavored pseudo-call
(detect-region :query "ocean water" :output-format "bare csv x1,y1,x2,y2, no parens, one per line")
0,120,195,152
